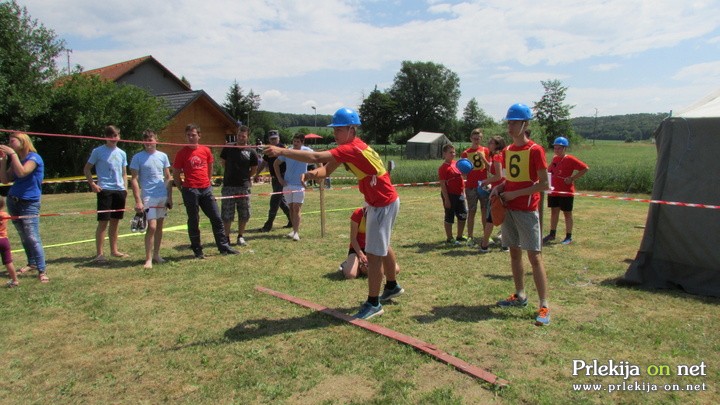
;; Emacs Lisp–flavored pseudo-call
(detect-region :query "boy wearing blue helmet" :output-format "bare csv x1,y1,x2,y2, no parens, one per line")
264,107,402,320
543,137,589,245
492,103,552,326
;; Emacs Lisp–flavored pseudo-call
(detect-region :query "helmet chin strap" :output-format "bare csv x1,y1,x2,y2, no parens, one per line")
515,121,526,138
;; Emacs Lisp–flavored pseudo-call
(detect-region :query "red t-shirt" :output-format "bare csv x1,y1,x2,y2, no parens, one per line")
329,137,398,207
548,154,588,195
173,146,214,189
349,207,367,250
461,146,490,188
488,154,504,188
438,160,464,195
501,141,547,211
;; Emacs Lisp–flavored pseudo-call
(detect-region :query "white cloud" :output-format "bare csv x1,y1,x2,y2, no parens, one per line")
17,0,720,116
590,64,621,72
672,61,720,83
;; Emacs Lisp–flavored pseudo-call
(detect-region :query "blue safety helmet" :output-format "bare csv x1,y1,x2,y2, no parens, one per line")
553,136,569,147
505,103,533,121
328,107,361,127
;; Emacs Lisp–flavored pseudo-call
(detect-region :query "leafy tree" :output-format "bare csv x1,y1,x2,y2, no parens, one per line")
533,79,575,148
222,80,261,125
461,97,495,137
31,74,171,177
389,61,461,137
0,0,66,129
359,86,400,144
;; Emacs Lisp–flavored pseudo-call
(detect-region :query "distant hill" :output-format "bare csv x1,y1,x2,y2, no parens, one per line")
571,113,668,141
261,110,670,142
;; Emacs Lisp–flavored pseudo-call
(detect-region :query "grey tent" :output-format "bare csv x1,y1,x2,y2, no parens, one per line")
624,90,720,297
405,132,451,159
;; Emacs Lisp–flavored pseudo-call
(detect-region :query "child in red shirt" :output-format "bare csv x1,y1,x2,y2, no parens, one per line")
493,103,551,326
439,144,468,244
543,136,589,245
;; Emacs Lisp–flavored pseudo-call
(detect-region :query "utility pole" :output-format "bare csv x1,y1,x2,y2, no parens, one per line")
593,108,598,146
311,106,317,133
66,49,73,74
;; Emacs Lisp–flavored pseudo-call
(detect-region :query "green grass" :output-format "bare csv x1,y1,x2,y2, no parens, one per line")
0,183,716,404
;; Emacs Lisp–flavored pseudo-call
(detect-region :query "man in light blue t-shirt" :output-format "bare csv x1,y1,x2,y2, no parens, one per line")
84,125,128,263
130,130,173,269
275,133,312,241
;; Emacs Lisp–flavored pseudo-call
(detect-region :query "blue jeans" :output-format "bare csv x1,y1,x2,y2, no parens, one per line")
180,186,229,251
7,197,46,272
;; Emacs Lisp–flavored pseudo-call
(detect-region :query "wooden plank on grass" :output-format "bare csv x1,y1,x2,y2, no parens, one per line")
255,285,509,387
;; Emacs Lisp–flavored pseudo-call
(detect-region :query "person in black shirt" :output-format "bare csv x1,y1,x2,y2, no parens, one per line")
220,126,258,246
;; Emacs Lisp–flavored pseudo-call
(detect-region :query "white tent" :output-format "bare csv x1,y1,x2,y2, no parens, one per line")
624,90,720,296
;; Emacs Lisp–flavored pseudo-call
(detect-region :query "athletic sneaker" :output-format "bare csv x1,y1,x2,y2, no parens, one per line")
456,236,468,242
237,236,248,246
497,294,528,307
446,237,460,245
379,285,404,301
478,244,490,254
542,234,556,244
466,237,477,246
287,231,296,238
500,246,509,252
353,302,384,320
292,233,300,241
561,237,573,245
535,307,551,326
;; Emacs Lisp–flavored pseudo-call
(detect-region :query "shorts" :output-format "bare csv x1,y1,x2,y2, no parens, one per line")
221,186,251,222
0,237,12,265
443,193,468,224
501,209,542,252
97,189,127,221
283,185,305,204
548,195,574,212
143,196,168,220
365,198,400,257
465,187,489,212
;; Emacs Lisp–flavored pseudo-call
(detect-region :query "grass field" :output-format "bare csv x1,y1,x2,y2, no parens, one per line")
0,180,716,404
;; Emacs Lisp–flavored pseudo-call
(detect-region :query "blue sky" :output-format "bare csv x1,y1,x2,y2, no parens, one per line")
19,0,720,120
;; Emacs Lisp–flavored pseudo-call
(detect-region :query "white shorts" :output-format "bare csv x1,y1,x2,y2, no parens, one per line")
143,196,168,220
283,185,305,204
365,198,400,257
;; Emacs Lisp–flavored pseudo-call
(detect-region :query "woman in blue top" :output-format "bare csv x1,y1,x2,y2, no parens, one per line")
0,132,48,283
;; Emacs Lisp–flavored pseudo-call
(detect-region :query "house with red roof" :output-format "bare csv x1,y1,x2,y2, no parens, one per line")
82,55,239,159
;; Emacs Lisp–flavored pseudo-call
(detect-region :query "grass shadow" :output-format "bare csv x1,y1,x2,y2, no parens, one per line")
413,304,515,323
601,276,720,304
169,311,348,351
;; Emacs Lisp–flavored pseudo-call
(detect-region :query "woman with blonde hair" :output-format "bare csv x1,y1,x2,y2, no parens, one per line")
0,132,48,283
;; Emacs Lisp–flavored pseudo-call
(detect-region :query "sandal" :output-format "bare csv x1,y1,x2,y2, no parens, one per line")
6,280,19,288
17,265,37,275
38,273,50,283
90,255,108,264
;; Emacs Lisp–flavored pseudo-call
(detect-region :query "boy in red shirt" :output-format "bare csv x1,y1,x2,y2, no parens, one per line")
460,128,490,245
493,103,551,326
172,124,238,259
439,144,467,244
543,136,589,245
264,107,402,320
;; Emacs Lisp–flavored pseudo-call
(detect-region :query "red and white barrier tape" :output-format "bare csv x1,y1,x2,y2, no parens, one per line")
549,190,720,210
